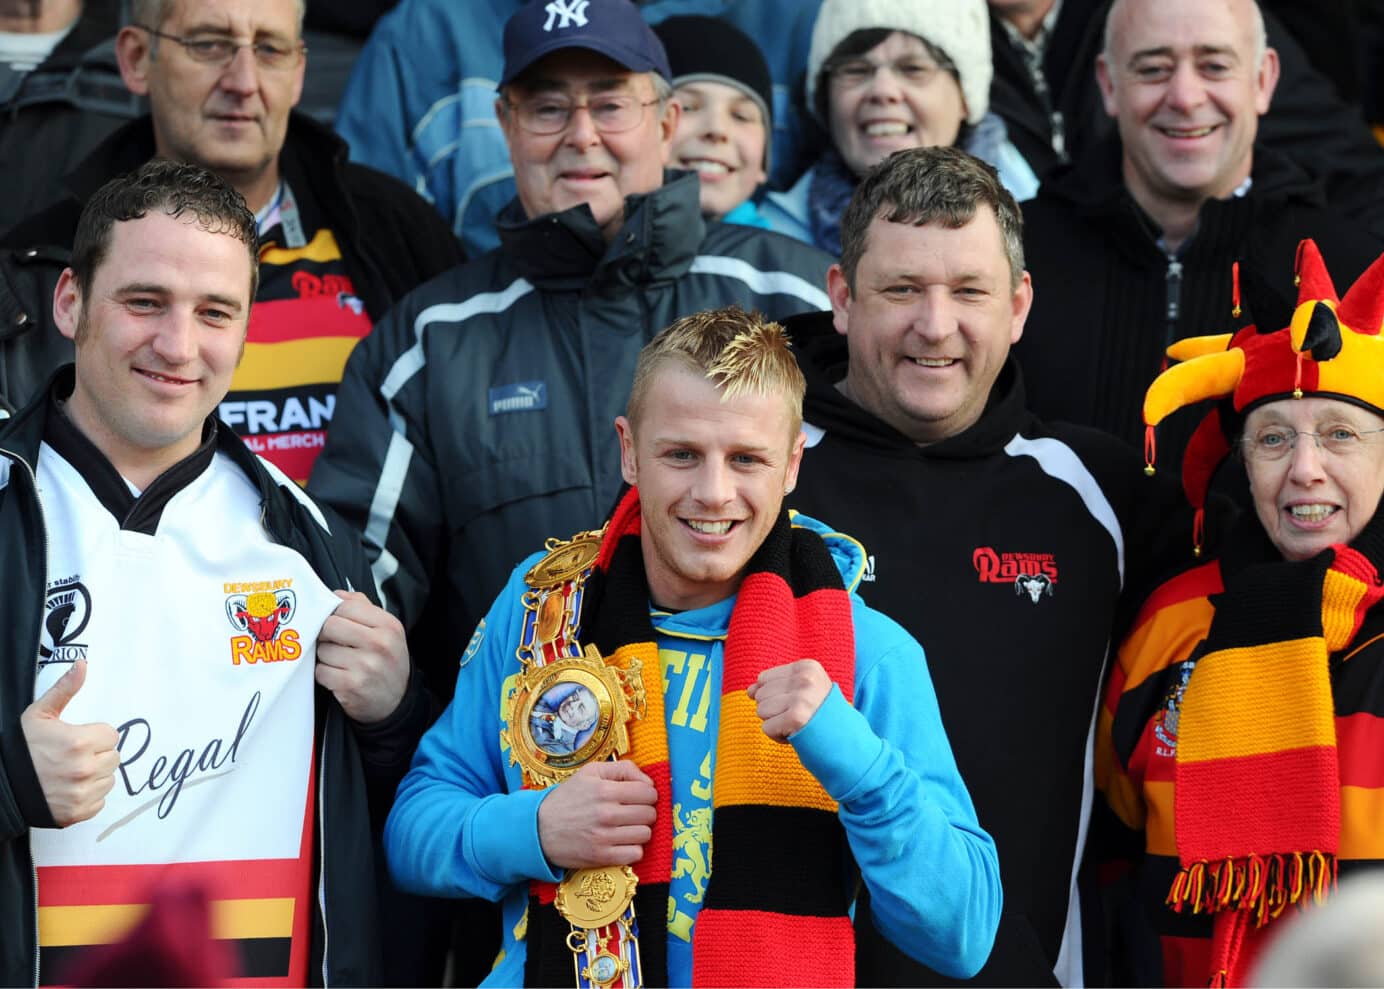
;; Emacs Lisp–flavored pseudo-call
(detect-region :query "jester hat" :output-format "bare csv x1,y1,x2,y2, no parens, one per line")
1143,240,1384,551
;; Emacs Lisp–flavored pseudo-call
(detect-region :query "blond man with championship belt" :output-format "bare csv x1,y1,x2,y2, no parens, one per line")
383,306,1001,987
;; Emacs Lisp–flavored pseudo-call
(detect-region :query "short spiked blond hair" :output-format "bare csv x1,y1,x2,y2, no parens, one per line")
627,306,805,437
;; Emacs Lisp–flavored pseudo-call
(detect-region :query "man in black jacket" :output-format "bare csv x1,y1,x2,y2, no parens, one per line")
785,145,1202,986
988,0,1384,221
1013,0,1383,480
0,0,462,483
0,159,428,987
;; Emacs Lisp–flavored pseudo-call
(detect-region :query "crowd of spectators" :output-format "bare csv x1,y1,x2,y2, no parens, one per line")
3,0,1384,986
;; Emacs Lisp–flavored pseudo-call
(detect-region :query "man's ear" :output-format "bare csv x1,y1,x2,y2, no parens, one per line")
615,415,638,486
496,95,520,153
289,45,307,108
116,25,153,95
1095,54,1118,118
827,264,852,337
1254,47,1281,115
53,269,82,343
657,97,682,165
783,427,807,494
1009,271,1033,346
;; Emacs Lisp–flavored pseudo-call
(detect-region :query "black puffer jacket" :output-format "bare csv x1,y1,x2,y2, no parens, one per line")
0,245,72,419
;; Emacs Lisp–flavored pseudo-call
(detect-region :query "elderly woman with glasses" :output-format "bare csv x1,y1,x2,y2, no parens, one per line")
761,0,1039,255
1097,241,1384,988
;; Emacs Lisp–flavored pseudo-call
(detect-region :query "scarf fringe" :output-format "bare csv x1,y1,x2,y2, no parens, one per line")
1167,852,1337,926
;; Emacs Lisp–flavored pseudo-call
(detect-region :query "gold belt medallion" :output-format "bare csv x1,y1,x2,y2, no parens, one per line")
505,644,645,787
555,864,640,928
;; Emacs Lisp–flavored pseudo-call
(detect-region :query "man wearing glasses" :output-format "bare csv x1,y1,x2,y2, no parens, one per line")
309,0,831,717
0,0,462,486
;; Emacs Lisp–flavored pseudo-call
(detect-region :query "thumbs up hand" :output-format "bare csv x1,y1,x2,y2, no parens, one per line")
20,660,120,826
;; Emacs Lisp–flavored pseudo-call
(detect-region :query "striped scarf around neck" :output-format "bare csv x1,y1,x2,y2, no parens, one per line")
522,488,858,987
1170,531,1384,986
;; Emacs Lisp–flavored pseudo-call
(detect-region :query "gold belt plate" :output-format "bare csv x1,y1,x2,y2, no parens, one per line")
503,644,645,787
555,864,639,929
526,532,602,588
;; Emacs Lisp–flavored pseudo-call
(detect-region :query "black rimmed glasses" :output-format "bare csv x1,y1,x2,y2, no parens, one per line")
135,24,306,70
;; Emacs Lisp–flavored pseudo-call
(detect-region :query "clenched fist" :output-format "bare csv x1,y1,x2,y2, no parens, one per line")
315,590,410,724
746,659,832,742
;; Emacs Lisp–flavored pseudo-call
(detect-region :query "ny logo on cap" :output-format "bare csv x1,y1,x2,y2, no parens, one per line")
544,0,591,31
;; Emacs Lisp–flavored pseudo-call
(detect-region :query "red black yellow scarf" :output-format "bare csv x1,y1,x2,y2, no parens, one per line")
522,488,858,987
1170,533,1384,986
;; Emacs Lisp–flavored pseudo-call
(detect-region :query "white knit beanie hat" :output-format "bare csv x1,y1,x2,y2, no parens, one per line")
805,0,992,127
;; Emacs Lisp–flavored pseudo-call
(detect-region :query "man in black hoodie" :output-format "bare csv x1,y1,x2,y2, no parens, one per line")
785,145,1201,986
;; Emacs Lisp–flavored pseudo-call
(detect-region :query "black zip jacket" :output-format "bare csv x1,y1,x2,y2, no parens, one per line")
784,312,1205,986
0,111,463,414
0,244,71,419
988,0,1110,179
0,368,431,986
1014,137,1383,481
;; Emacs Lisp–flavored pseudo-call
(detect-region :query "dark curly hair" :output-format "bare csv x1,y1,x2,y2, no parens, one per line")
71,158,260,303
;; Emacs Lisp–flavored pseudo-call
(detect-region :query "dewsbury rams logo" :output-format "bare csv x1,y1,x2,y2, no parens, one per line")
226,584,302,665
973,547,1059,603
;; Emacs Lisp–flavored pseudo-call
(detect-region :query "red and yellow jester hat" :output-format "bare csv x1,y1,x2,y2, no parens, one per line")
1143,240,1384,552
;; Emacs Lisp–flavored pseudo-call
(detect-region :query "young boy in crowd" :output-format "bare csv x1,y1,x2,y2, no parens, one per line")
656,16,775,226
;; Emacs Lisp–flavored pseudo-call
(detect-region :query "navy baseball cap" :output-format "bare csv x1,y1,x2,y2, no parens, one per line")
500,0,672,87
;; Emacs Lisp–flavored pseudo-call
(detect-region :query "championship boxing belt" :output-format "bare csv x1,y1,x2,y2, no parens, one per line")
500,528,646,989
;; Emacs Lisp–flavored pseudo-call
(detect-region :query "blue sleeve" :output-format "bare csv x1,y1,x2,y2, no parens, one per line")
759,174,814,249
383,558,564,899
789,603,1002,978
994,139,1041,204
332,0,514,255
334,12,425,196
